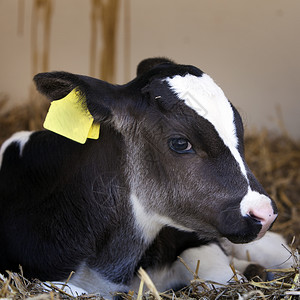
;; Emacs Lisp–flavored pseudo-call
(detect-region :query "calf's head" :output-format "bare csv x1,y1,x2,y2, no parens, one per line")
34,58,277,244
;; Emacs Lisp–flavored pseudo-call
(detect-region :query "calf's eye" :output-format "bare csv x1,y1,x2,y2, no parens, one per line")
168,138,195,154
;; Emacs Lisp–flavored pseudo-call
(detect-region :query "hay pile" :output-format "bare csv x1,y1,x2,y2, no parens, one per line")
245,130,300,247
0,97,299,299
0,90,48,144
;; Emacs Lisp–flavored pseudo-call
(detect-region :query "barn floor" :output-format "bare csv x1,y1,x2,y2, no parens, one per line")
0,97,299,299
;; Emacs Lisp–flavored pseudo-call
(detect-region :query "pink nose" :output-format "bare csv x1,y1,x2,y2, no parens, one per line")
248,205,277,226
240,190,278,239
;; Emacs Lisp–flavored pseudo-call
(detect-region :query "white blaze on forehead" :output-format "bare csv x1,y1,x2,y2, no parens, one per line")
165,74,248,180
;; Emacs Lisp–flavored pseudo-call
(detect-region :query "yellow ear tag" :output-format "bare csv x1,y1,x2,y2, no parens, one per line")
43,88,100,144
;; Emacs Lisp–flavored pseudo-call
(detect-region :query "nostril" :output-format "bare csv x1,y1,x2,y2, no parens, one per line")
240,190,278,239
248,211,265,223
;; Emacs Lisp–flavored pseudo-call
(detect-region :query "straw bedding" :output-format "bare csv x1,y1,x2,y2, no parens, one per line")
0,96,299,299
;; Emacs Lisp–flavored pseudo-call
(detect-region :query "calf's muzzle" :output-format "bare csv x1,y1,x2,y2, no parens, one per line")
240,190,278,240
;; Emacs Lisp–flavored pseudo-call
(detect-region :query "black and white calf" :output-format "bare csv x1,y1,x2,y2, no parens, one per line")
0,58,289,297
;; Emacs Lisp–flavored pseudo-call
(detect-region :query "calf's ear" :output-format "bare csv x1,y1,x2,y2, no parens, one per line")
34,71,118,123
136,57,175,76
34,72,82,101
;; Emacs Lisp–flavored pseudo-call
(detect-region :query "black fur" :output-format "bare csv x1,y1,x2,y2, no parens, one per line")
136,57,175,76
0,58,277,295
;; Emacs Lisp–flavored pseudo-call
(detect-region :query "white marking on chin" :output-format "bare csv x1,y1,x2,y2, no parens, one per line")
165,74,248,180
130,193,192,244
0,131,32,168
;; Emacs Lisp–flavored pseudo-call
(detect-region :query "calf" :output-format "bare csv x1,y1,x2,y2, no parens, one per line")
0,58,279,297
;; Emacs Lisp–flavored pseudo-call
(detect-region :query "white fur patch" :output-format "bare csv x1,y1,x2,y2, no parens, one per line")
240,188,273,217
140,232,292,293
165,74,248,180
69,263,128,298
171,243,237,285
133,243,238,292
222,231,293,270
0,131,32,168
130,193,192,244
131,265,185,293
43,282,88,296
165,74,279,231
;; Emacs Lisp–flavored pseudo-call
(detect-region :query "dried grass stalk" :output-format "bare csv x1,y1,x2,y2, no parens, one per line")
138,268,161,300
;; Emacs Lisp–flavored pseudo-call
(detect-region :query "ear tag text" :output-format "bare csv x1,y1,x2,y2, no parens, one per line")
43,88,100,144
